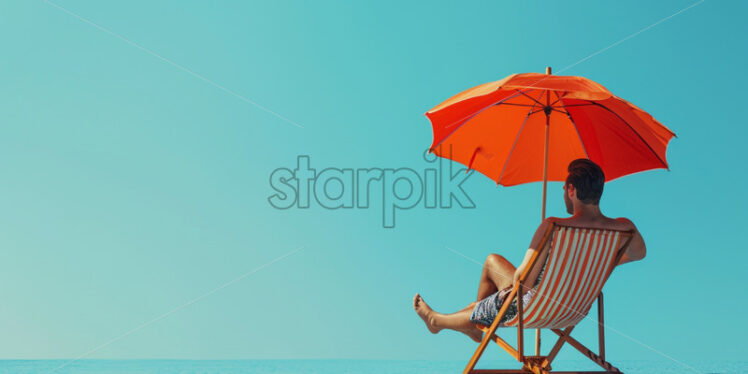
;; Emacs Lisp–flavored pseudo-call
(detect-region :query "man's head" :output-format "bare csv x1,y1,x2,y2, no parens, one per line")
563,158,605,214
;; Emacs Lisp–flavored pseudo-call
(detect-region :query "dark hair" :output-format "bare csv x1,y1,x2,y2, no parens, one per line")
565,159,605,205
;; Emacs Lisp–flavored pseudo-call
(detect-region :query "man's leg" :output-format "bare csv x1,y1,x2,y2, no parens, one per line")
414,294,482,342
477,254,516,301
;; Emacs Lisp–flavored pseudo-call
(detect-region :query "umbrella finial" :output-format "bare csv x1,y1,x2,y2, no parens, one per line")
546,66,552,75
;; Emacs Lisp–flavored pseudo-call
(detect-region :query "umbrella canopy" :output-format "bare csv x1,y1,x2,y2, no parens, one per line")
426,69,676,188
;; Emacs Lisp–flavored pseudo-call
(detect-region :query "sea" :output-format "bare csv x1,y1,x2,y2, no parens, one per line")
0,359,743,374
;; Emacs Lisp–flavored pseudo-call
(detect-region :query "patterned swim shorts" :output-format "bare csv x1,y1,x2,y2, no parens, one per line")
470,287,537,326
471,250,548,326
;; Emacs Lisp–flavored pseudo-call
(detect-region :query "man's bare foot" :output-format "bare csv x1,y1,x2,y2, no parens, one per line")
413,293,441,334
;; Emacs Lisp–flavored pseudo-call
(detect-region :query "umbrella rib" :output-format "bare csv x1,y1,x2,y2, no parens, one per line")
560,103,596,107
552,90,564,103
494,102,536,107
496,90,546,185
515,89,546,107
581,100,669,169
549,91,567,106
529,107,567,116
551,108,569,115
430,90,528,152
529,108,546,115
556,97,590,159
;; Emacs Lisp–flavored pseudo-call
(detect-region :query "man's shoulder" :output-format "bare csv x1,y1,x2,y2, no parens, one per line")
612,217,637,231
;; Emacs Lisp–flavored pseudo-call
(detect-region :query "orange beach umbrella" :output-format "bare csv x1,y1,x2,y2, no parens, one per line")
425,67,675,218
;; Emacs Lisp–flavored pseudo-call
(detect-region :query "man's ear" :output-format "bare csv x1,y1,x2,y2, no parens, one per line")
566,184,576,199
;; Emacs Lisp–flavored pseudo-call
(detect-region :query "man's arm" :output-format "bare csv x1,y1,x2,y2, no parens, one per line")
513,218,555,284
616,218,646,265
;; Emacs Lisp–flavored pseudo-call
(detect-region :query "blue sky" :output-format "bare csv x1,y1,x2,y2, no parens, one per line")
0,0,745,367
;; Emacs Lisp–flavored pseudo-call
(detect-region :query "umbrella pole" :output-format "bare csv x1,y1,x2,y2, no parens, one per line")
541,66,551,221
536,95,550,356
536,66,552,357
541,112,549,220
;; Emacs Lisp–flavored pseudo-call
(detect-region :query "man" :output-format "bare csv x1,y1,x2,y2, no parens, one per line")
413,159,646,342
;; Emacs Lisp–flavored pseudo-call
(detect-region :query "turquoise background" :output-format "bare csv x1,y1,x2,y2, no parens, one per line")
0,0,745,370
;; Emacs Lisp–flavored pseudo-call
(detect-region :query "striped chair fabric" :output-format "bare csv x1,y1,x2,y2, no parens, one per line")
503,225,625,329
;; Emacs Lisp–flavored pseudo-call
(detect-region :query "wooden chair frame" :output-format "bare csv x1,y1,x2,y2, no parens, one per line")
463,223,635,374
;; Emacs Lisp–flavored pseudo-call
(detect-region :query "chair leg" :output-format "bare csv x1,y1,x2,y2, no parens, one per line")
597,293,605,361
551,330,623,373
464,287,521,374
465,327,523,374
463,327,497,374
541,326,574,370
517,281,524,361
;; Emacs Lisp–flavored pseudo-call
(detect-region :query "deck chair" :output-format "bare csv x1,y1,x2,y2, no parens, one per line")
464,223,635,374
